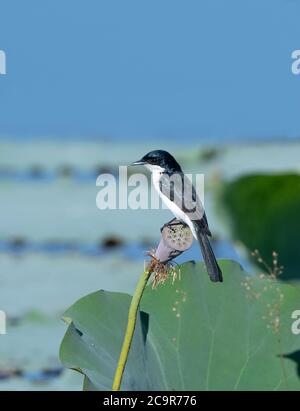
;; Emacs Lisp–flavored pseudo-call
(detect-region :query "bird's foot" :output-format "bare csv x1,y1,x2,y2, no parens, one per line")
160,218,187,233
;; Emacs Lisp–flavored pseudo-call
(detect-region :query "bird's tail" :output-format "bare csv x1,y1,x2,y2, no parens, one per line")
196,229,223,282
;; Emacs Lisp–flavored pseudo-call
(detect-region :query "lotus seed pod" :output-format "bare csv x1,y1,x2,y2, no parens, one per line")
154,219,193,263
162,221,193,251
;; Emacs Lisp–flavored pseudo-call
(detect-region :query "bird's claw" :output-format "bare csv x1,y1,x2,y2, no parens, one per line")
160,219,186,233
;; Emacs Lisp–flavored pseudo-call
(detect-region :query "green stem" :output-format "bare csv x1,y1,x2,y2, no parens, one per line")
112,268,152,391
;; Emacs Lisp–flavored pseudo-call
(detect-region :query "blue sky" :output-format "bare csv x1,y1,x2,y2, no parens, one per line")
0,0,299,141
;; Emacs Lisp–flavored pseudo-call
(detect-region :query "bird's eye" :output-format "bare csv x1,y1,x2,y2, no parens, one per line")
152,158,158,164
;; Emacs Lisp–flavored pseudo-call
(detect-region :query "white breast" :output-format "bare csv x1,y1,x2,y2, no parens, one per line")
151,169,197,238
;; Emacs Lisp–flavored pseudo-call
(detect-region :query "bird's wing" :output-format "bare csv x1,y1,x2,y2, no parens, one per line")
159,172,211,235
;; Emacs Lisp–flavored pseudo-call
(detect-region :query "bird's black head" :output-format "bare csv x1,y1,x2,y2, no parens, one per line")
132,150,182,172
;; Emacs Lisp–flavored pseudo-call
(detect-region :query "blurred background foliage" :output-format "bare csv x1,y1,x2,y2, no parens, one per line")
222,174,300,282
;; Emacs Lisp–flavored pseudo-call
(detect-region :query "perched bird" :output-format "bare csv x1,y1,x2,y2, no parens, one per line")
132,149,223,282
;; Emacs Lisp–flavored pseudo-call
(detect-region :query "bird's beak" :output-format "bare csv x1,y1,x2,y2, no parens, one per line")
131,160,146,166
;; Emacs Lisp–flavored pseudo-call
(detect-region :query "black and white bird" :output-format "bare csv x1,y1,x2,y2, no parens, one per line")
132,149,223,282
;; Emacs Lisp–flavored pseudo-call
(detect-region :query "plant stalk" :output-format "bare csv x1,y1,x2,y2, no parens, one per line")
112,268,152,391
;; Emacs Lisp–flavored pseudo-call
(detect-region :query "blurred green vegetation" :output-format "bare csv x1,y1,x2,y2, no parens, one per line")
222,173,300,281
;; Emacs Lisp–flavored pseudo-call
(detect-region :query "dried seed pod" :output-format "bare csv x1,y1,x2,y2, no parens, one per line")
154,220,193,263
162,221,193,252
